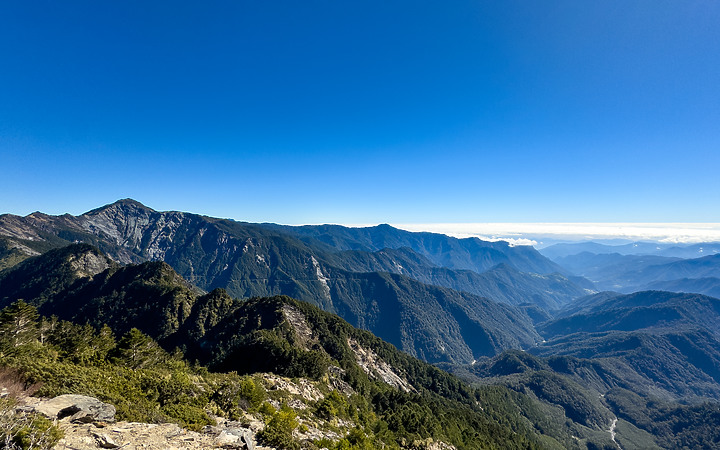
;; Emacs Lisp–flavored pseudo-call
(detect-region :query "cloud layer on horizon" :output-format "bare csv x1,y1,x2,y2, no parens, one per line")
390,223,720,246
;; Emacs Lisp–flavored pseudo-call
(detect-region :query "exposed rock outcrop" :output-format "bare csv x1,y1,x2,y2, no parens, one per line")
68,249,113,278
282,304,317,349
348,338,416,393
55,421,264,450
32,394,116,423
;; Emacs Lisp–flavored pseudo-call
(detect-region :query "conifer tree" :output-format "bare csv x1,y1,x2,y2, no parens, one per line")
114,328,165,369
0,300,39,353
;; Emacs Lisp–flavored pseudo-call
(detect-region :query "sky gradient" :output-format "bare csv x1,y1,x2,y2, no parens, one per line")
2,1,719,224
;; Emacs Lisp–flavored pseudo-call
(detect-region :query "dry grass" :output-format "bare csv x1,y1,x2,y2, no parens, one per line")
0,367,59,449
0,367,41,400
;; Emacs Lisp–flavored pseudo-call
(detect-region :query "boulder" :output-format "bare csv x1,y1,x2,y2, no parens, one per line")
33,394,116,423
92,431,120,449
214,427,255,449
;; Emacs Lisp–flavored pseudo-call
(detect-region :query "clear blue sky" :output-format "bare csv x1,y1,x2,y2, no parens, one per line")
2,1,719,224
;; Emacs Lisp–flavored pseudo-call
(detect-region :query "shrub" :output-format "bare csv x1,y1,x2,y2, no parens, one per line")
315,390,349,421
258,404,300,449
160,403,213,431
0,398,63,449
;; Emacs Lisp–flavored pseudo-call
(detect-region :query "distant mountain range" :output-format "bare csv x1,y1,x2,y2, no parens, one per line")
540,241,720,260
1,200,594,364
644,277,720,299
265,222,565,274
550,250,720,295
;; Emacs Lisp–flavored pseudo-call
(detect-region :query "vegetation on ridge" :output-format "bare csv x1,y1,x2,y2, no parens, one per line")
0,297,549,449
4,238,720,449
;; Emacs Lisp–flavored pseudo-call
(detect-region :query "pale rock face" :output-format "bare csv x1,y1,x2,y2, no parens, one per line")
77,204,204,265
282,304,317,349
347,338,416,393
55,421,266,450
327,366,355,396
68,251,112,278
81,204,161,256
310,256,332,302
0,236,41,257
18,392,265,450
0,214,45,242
260,373,323,402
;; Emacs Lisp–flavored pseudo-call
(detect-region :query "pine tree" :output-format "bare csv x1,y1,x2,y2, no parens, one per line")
0,300,40,354
38,315,58,345
89,324,116,364
114,328,165,369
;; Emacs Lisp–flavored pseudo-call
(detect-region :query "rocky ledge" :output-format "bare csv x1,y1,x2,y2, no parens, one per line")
54,421,264,450
19,394,265,450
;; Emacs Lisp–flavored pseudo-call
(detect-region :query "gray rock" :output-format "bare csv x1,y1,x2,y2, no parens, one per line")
241,429,255,450
214,427,255,449
201,425,222,436
215,429,243,448
14,405,35,414
34,394,116,423
92,432,119,449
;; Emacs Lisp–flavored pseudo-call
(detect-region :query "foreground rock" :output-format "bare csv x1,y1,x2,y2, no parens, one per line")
54,421,267,450
19,394,265,449
31,394,116,423
203,425,256,449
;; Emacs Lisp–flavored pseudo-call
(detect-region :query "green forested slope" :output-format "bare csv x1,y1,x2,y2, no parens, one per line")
0,244,541,364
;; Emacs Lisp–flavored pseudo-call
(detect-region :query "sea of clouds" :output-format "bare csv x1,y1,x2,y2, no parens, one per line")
391,223,720,247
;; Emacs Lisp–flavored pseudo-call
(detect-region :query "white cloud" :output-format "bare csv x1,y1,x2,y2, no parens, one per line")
390,223,720,245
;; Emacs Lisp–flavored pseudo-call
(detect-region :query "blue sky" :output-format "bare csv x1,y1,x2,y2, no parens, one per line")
1,1,719,224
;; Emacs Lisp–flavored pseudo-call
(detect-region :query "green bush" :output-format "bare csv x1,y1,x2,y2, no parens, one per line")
208,374,267,419
315,390,349,421
238,377,266,410
259,401,276,416
160,403,213,431
258,404,300,449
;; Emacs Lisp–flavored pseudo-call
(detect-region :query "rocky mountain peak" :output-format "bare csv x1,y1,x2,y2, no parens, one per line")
83,198,155,217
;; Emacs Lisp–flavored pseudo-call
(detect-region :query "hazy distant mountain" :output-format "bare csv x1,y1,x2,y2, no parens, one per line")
643,277,720,298
552,252,681,290
541,241,720,260
657,243,720,258
539,241,671,259
534,291,720,401
552,251,720,293
321,247,591,310
264,222,564,275
634,254,720,283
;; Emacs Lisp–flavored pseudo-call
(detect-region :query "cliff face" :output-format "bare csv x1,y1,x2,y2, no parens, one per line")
0,214,46,242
